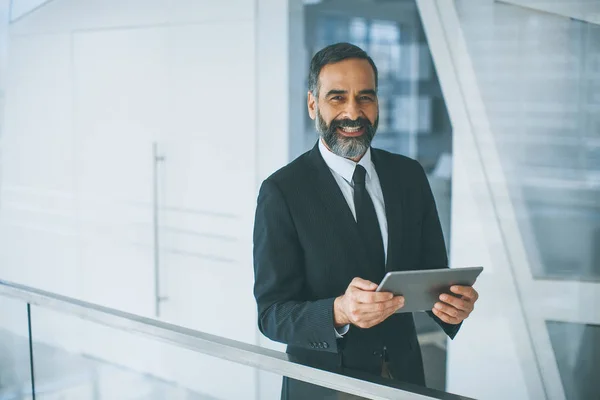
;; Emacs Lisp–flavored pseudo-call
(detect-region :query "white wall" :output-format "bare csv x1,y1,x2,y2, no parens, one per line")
0,0,292,398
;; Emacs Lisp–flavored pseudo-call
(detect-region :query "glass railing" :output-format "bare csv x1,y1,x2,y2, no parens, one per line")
0,279,472,400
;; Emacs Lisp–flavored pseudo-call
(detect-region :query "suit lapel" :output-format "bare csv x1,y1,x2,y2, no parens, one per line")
371,149,403,272
307,143,370,268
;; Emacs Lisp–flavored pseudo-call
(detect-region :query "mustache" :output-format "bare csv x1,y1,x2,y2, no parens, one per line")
329,117,372,130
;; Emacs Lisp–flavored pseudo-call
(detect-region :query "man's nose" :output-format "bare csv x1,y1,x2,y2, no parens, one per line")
341,99,362,121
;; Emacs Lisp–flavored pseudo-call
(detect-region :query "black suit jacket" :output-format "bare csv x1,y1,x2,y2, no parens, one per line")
253,142,459,388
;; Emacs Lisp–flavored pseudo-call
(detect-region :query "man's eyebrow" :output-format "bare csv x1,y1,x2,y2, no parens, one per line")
325,89,347,97
324,89,377,97
358,89,377,96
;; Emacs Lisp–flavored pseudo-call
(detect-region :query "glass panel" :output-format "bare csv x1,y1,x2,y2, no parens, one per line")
454,0,600,280
0,297,33,399
302,0,453,246
28,305,431,400
546,321,600,400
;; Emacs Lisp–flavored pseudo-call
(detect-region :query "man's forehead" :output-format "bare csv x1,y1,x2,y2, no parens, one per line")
318,59,376,92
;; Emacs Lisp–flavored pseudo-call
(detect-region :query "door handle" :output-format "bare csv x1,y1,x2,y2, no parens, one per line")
153,142,167,317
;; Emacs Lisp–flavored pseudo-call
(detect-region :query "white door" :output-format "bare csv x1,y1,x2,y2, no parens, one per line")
156,22,257,344
148,22,259,400
72,27,168,317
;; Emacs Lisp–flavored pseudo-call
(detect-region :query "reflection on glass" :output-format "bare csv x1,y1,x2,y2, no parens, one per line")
547,321,600,400
454,0,600,280
0,298,33,400
25,305,398,399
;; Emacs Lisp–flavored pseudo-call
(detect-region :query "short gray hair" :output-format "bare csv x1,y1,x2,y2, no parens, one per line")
308,42,378,97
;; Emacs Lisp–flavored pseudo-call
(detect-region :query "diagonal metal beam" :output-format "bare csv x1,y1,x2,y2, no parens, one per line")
496,0,600,26
10,0,56,23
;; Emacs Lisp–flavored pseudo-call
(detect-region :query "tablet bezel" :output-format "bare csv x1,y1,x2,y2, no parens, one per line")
375,266,483,313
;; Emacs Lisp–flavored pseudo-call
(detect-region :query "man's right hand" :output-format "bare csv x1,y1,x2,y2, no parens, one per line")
334,277,404,329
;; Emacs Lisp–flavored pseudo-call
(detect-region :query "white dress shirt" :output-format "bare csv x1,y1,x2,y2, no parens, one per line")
318,139,389,338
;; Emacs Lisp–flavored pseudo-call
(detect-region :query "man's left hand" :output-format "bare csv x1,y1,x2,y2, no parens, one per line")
432,285,479,325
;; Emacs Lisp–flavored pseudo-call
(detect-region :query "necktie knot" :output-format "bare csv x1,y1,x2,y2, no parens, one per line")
352,164,367,186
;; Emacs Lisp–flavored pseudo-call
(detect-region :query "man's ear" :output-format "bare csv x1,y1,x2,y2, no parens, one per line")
307,91,317,120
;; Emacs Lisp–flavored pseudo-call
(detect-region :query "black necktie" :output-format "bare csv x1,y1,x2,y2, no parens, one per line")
352,165,385,273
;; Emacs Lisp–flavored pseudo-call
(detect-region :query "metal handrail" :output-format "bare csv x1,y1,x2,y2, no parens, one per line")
0,279,472,400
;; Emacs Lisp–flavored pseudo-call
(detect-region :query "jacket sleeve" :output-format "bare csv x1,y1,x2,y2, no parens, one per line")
415,161,461,339
253,178,339,353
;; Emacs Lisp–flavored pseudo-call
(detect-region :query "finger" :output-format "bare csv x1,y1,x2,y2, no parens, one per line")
450,285,478,301
356,303,401,328
349,296,403,318
359,296,407,327
350,278,378,292
432,307,461,325
383,297,405,315
381,296,405,313
433,301,467,320
439,293,472,312
393,296,405,311
376,299,407,323
352,289,394,304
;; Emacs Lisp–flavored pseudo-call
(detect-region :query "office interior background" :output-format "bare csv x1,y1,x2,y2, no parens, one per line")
0,0,598,399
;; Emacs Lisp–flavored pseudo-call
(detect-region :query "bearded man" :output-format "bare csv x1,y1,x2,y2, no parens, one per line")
253,42,478,399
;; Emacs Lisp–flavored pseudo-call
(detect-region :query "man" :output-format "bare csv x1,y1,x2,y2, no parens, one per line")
253,43,479,398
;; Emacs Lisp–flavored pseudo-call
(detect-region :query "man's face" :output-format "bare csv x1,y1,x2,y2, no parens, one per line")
308,58,379,159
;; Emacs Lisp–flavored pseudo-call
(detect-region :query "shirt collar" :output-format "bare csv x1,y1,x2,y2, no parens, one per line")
318,138,375,184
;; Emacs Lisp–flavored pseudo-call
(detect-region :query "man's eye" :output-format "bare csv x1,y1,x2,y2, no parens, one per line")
331,96,343,101
360,96,374,101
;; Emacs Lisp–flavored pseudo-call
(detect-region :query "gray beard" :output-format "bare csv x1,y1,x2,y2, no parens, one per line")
315,107,378,159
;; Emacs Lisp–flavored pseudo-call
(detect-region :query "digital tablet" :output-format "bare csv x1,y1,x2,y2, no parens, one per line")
376,267,483,313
